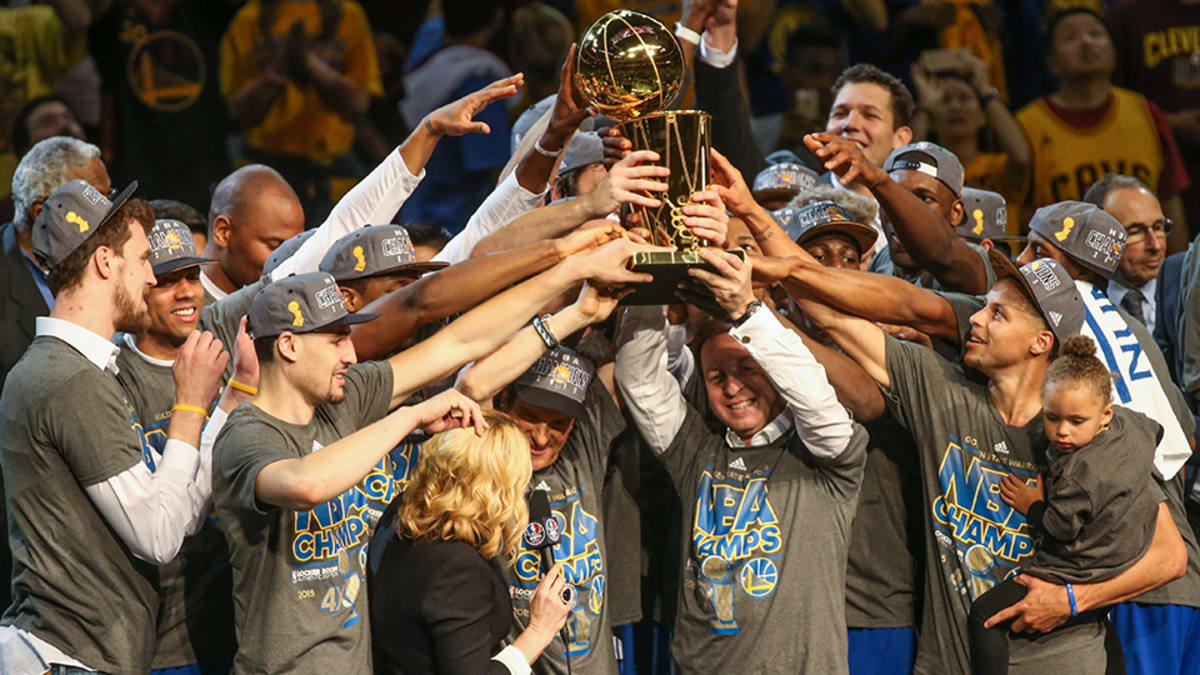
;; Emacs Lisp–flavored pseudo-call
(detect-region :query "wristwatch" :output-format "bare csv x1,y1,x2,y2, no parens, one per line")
731,300,763,328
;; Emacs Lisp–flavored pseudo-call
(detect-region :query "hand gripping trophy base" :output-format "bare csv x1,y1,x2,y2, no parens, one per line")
616,110,746,306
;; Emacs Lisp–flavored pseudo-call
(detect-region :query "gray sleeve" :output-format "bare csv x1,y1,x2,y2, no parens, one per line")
808,423,868,503
1039,476,1093,542
967,243,997,292
573,380,626,471
215,420,294,515
342,361,395,429
657,407,722,493
199,280,263,348
48,373,145,486
936,291,986,353
880,335,961,431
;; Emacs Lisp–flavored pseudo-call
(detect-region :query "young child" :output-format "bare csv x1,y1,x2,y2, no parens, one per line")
966,335,1162,675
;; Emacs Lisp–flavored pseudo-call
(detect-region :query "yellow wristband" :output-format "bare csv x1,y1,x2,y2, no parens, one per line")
171,404,209,418
228,379,259,396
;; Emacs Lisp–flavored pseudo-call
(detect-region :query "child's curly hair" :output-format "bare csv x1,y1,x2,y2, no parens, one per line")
1042,334,1113,405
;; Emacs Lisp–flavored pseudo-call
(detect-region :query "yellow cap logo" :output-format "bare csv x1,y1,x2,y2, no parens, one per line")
551,364,571,386
66,210,90,233
352,245,366,272
164,231,183,251
1054,217,1075,242
972,209,985,235
288,300,304,327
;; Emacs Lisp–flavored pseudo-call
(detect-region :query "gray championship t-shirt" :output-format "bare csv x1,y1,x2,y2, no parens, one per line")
845,414,923,629
505,381,626,675
0,337,160,672
662,407,868,674
213,361,393,673
200,279,265,380
883,337,1109,675
114,339,236,668
1025,407,1160,584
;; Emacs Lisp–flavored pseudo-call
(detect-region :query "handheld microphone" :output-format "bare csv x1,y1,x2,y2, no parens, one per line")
524,489,574,604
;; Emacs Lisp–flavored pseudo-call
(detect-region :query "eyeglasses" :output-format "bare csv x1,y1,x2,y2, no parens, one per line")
1125,218,1173,244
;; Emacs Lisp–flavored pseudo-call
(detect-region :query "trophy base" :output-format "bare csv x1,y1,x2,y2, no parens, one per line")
620,248,748,306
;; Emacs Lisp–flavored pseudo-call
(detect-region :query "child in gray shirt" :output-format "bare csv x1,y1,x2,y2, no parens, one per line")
967,335,1161,674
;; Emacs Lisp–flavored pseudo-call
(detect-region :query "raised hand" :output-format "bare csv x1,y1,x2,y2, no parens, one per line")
230,316,260,397
409,388,487,436
426,73,525,137
684,248,755,320
583,150,670,217
709,148,757,219
999,472,1043,516
683,189,729,247
570,237,671,286
173,330,229,410
803,133,889,189
573,281,633,323
747,253,798,287
598,126,632,168
546,43,596,140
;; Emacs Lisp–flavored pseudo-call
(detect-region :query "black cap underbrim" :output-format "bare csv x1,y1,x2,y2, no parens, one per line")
987,248,1047,319
97,181,138,230
752,188,799,204
512,384,587,420
333,261,451,282
794,221,878,255
152,256,218,277
317,311,381,331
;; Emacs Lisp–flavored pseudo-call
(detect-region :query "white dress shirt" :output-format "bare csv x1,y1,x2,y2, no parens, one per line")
1107,277,1158,334
614,305,855,460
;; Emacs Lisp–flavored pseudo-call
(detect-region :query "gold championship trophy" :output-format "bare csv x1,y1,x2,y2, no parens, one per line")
575,10,744,305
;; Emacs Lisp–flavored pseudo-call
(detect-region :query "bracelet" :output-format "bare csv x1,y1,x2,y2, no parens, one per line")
228,379,258,396
531,314,560,349
423,117,441,137
675,22,702,46
533,137,563,158
1065,583,1078,617
172,404,209,418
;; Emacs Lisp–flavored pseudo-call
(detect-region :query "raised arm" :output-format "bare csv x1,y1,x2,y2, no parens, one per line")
352,224,630,360
804,133,989,294
614,305,689,453
384,237,663,408
458,282,623,402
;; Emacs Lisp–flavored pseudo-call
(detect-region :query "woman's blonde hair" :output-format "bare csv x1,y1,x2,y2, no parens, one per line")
397,410,533,561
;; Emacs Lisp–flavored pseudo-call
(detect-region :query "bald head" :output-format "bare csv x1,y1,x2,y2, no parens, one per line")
204,164,305,289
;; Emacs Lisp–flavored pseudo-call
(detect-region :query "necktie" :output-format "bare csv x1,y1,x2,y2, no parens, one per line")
1120,290,1147,326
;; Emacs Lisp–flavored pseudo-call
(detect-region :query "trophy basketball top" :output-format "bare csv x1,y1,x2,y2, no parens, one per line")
574,10,684,121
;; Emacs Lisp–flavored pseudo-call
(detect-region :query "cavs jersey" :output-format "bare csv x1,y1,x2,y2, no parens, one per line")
1017,87,1165,211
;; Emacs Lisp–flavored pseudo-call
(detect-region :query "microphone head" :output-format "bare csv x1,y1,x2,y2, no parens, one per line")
523,489,554,550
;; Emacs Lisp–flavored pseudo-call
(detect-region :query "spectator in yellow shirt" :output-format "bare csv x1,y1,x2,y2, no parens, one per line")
220,0,382,227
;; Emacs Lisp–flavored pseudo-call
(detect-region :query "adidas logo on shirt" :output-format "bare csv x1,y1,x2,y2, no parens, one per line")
994,441,1009,455
728,456,748,471
534,480,552,492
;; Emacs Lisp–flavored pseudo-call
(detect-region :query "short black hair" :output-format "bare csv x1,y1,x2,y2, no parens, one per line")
831,63,915,130
11,94,78,157
150,199,207,237
403,221,451,250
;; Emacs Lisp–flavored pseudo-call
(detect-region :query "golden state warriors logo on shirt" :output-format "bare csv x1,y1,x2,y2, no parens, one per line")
514,490,604,658
691,465,782,634
933,435,1037,600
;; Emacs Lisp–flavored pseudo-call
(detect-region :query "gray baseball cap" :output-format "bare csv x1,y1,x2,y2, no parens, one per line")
32,179,138,269
988,250,1085,343
958,187,1025,243
1027,201,1126,280
319,225,448,282
785,201,877,254
884,142,964,198
263,229,317,278
247,272,380,339
512,347,595,419
148,219,216,276
752,163,819,203
558,131,605,176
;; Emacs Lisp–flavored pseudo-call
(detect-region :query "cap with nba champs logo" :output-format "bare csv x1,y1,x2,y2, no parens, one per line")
958,188,1025,243
248,272,380,338
1027,201,1126,280
785,200,878,253
319,225,449,282
147,219,217,276
883,142,964,198
988,250,1085,342
511,347,595,419
32,179,138,268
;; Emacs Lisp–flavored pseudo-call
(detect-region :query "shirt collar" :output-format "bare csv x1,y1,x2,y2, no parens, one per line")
121,332,174,367
1107,277,1156,302
726,409,794,448
200,269,228,302
36,316,121,374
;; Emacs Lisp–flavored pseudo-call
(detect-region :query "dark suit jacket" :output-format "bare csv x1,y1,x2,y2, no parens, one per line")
0,220,48,612
1157,252,1184,387
368,500,514,675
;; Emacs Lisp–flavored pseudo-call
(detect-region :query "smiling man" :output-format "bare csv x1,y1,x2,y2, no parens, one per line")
1083,174,1169,332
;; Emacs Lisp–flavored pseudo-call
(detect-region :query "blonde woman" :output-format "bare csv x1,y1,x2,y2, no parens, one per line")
368,411,572,674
